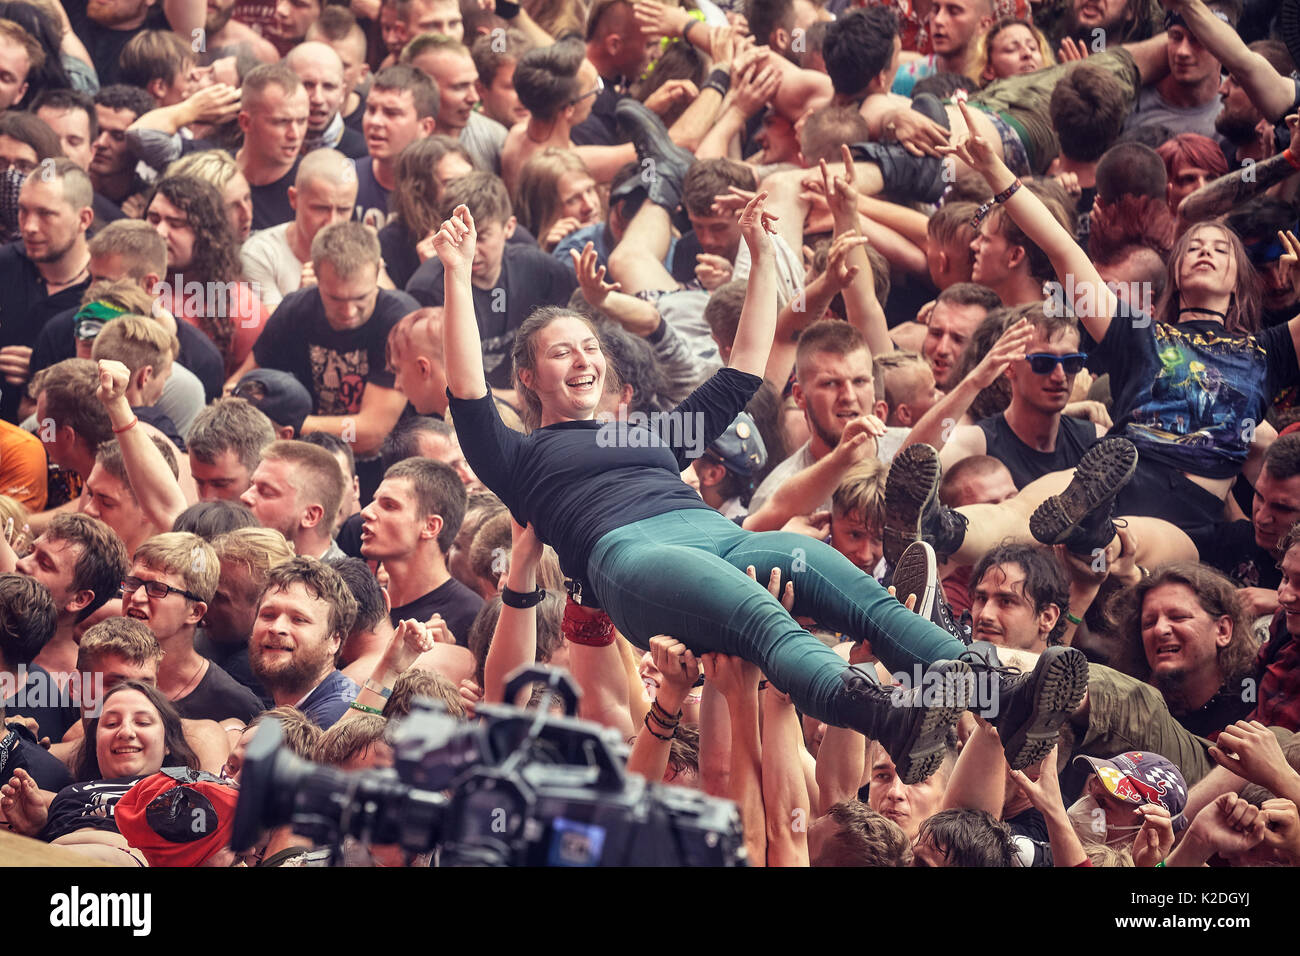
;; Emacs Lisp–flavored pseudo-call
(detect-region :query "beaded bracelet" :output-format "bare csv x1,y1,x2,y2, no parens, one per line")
644,712,674,741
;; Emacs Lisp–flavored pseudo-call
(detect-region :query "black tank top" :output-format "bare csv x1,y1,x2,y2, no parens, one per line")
976,413,1098,489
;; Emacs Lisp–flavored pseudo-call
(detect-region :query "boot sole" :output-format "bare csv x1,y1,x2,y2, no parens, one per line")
883,444,941,567
892,540,937,619
1000,647,1089,771
892,660,970,785
1028,438,1137,547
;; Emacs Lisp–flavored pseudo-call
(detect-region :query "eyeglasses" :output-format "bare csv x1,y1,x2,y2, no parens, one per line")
122,576,203,602
1025,352,1088,375
570,75,603,106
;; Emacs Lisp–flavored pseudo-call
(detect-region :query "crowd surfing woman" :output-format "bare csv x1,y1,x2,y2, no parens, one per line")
938,96,1300,560
433,193,1087,784
1,681,198,865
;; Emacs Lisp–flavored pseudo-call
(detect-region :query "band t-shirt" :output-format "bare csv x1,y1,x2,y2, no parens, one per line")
1089,316,1300,479
40,776,146,842
253,287,419,415
389,578,484,647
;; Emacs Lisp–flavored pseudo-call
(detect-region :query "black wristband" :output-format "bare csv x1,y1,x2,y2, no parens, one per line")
702,67,730,98
501,585,546,609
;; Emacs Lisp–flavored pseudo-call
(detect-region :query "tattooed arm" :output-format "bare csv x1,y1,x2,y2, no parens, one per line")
1179,148,1300,223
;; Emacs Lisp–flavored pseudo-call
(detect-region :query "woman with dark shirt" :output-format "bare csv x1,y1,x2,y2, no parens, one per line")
0,681,198,865
433,194,1089,784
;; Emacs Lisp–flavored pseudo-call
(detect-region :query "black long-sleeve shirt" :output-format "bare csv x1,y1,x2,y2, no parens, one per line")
447,366,762,588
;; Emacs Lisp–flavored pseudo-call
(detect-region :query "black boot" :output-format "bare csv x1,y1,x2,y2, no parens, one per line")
833,659,971,784
891,540,970,644
883,443,968,567
1028,437,1138,555
965,645,1089,770
614,99,694,212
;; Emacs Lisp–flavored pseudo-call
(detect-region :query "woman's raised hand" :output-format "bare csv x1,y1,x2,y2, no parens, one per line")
433,204,478,277
738,189,778,258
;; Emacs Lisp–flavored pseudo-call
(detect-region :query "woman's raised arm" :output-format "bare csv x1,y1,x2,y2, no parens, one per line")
435,205,489,400
939,99,1118,345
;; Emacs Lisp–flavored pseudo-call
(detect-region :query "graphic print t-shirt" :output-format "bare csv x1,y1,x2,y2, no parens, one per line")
253,287,420,414
1089,317,1300,479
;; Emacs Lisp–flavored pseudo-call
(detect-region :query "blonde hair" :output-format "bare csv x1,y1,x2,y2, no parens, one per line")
91,314,178,377
514,148,592,238
212,526,297,579
833,458,888,529
167,149,243,193
0,495,30,552
969,17,1055,88
133,531,221,604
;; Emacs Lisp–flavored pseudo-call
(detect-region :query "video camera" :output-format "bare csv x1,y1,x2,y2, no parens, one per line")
231,667,748,866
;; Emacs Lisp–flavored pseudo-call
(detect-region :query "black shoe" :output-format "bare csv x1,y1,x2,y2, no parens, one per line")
834,659,971,784
883,444,967,566
846,140,948,204
614,99,694,212
892,541,969,644
1028,437,1138,555
968,645,1089,770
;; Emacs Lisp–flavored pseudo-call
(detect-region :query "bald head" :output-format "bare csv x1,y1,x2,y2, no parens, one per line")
287,42,347,132
295,147,355,189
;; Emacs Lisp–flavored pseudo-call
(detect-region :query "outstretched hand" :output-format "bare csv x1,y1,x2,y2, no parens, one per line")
738,190,777,257
935,98,1001,181
967,317,1033,390
433,205,478,278
572,241,622,308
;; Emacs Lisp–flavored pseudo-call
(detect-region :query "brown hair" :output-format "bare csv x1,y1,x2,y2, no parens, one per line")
91,314,177,378
812,801,912,867
187,398,276,473
119,30,193,91
514,148,592,238
77,617,164,672
88,220,168,277
132,531,220,605
313,713,390,765
29,358,113,450
682,159,756,218
261,439,347,534
702,280,748,355
0,18,45,75
248,705,323,759
1049,63,1129,164
799,106,871,166
832,458,887,530
439,170,512,226
389,135,471,238
383,667,467,719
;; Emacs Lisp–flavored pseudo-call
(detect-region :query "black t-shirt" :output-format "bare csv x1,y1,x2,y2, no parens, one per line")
0,243,91,422
66,0,169,86
343,92,367,133
336,125,368,160
389,577,484,647
354,157,391,230
977,412,1098,489
40,776,145,842
194,631,273,710
254,287,418,415
91,193,124,234
447,366,762,590
0,722,72,793
380,220,541,293
1205,518,1282,590
1173,683,1255,739
1005,806,1052,867
406,243,578,388
1,664,79,744
250,161,299,231
570,82,625,148
172,660,263,724
134,404,185,451
31,306,226,403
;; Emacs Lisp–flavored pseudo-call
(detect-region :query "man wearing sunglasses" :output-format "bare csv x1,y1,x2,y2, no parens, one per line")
936,305,1106,489
120,531,261,725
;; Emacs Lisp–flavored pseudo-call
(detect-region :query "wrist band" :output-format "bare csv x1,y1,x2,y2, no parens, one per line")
1154,860,1166,868
702,66,730,98
562,597,616,646
1065,611,1083,626
682,17,701,46
994,179,1022,204
650,699,682,725
349,701,383,715
501,585,546,609
112,416,138,434
644,712,674,741
362,677,392,699
1284,149,1300,170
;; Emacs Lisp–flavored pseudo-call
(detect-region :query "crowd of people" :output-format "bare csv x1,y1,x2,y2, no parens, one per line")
0,0,1298,869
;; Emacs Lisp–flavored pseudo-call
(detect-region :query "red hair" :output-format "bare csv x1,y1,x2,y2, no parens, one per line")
1155,134,1229,184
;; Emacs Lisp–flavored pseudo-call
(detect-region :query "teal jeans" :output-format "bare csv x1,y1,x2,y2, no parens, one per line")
587,509,970,724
